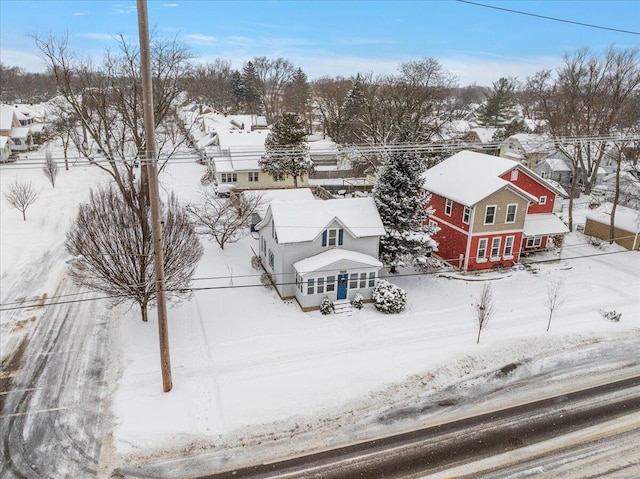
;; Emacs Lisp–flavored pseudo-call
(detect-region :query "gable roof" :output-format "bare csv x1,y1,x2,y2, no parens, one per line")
1,104,17,131
256,197,385,244
507,134,554,153
422,150,537,206
293,249,382,275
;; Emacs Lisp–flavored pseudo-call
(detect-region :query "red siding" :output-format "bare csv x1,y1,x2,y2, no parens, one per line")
431,221,469,268
501,169,556,214
467,232,523,271
427,192,470,231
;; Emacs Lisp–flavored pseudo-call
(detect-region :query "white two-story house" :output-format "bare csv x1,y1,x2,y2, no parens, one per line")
255,197,386,311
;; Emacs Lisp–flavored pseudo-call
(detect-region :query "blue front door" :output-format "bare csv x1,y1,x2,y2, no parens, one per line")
337,273,348,300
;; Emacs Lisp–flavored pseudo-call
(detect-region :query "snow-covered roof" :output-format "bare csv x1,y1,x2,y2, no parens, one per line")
247,188,315,219
256,197,385,244
10,126,31,138
293,249,382,275
508,134,554,153
587,206,640,233
0,136,9,149
196,133,216,150
523,213,569,237
0,104,16,130
421,150,537,206
543,157,572,172
470,127,497,144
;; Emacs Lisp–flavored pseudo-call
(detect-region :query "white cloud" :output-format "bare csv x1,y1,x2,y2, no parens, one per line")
163,3,180,7
0,49,47,72
111,4,136,15
186,34,217,45
74,32,118,42
72,12,89,16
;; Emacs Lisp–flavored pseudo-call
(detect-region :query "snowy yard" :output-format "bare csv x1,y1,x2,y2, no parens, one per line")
1,152,639,474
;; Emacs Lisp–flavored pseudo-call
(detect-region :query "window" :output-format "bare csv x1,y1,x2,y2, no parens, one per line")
429,220,438,230
322,228,344,247
539,195,547,205
445,199,453,216
326,276,335,292
307,278,315,295
504,236,514,257
477,238,488,260
490,237,501,259
526,236,542,248
359,272,367,288
274,172,285,182
510,169,519,181
317,277,325,294
271,219,275,239
505,204,517,223
221,173,237,183
349,273,358,289
248,171,259,182
484,205,496,225
368,272,376,287
268,249,274,268
463,207,471,225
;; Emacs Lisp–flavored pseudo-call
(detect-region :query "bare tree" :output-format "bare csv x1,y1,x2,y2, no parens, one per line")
187,189,264,249
312,76,352,141
65,185,203,322
474,283,495,344
545,281,566,332
252,56,296,122
34,32,191,228
42,150,59,187
527,47,640,230
4,178,40,221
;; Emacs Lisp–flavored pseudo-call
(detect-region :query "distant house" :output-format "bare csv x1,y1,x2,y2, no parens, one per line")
584,205,640,250
307,133,339,166
0,136,12,162
422,150,569,272
0,104,21,137
461,127,499,155
535,150,607,193
255,197,385,310
9,126,34,152
499,133,554,170
592,170,640,209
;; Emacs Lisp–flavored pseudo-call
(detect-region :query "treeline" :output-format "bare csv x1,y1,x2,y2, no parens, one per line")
0,63,58,103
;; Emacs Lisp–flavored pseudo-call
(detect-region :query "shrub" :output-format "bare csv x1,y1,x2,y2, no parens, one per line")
200,169,214,186
352,292,364,310
600,309,621,322
320,296,333,315
372,279,407,314
260,272,273,290
251,255,262,270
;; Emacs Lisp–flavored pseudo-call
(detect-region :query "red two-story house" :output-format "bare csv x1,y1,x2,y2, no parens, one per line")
422,150,569,271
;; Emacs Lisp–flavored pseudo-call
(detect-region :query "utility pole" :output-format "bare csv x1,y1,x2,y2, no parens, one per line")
137,0,172,392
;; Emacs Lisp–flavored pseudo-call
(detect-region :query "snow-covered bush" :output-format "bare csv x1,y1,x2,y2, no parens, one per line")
600,309,621,322
352,292,364,310
372,280,406,314
320,296,333,315
260,272,273,290
251,255,262,270
200,169,214,186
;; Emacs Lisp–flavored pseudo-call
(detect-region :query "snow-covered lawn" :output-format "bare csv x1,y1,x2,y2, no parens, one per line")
1,152,639,473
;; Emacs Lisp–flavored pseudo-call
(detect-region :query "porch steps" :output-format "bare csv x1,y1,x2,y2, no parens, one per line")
333,300,353,316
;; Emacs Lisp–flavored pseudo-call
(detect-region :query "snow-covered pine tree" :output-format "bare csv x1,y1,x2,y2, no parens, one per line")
260,113,313,187
373,151,437,274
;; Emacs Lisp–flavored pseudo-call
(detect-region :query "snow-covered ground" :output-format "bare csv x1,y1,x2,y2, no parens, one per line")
1,147,639,476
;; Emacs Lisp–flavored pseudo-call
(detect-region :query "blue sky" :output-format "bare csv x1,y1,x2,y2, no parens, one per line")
1,0,638,85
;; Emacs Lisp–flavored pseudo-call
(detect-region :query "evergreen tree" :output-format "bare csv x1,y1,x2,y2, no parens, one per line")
373,152,437,274
477,77,518,127
240,61,263,113
341,73,367,143
260,113,313,187
283,67,310,116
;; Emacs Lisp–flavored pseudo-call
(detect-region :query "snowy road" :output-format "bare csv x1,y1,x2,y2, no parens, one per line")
0,265,112,479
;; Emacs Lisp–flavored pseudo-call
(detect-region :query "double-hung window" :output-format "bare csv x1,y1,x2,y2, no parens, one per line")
539,195,547,205
445,199,453,216
248,171,259,182
504,236,514,257
477,238,488,260
463,206,471,225
490,237,501,259
505,204,517,223
368,272,376,287
221,173,237,183
322,228,344,247
307,278,315,295
359,273,367,288
326,276,335,292
526,236,542,248
510,169,519,181
349,273,358,289
317,277,325,294
484,205,496,225
268,249,274,268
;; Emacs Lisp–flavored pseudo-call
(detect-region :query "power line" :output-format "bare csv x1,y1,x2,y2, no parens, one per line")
1,247,636,312
456,0,640,35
